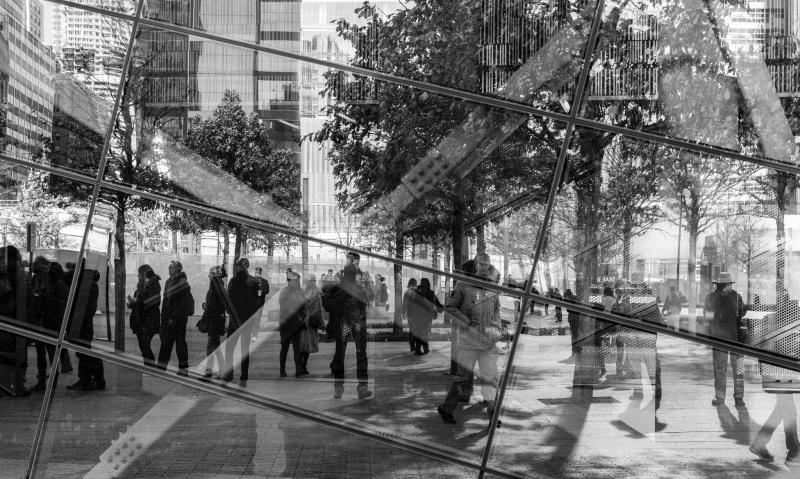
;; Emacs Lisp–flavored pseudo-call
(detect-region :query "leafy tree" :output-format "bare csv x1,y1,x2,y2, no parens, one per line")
172,90,302,268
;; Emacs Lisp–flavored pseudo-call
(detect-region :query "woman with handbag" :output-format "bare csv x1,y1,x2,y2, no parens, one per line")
300,275,323,375
127,264,161,367
199,266,227,379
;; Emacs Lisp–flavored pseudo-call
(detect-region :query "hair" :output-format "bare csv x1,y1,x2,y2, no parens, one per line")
460,260,477,276
170,260,183,272
419,278,431,292
138,264,156,279
48,262,65,281
407,278,417,288
235,258,249,269
603,286,614,297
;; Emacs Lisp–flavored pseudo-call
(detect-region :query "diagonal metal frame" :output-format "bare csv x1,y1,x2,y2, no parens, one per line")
23,1,147,477
478,0,608,475
10,0,800,478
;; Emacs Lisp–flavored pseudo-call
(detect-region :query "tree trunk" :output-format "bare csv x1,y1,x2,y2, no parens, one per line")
233,225,244,263
561,257,569,291
393,227,404,335
476,224,486,257
502,218,510,283
221,225,230,274
775,208,786,308
171,230,178,254
113,198,127,352
267,235,275,271
687,225,699,334
432,245,440,292
622,222,632,281
574,171,601,302
452,204,466,272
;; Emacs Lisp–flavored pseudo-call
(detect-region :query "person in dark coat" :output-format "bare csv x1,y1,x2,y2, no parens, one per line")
32,262,69,391
705,272,747,407
128,264,161,367
0,245,33,396
279,271,307,377
402,278,420,353
201,266,227,379
157,261,194,374
415,278,443,355
67,267,104,390
222,258,260,385
564,289,581,356
322,252,371,399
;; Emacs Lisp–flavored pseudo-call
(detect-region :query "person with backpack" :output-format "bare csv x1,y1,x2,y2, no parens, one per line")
157,261,194,375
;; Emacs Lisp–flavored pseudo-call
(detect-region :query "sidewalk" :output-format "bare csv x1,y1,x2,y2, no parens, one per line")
3,328,799,478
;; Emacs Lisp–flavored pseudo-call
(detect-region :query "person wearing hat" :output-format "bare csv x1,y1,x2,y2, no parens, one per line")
704,272,747,407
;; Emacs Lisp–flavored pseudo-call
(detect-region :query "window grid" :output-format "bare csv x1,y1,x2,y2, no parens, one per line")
11,1,800,478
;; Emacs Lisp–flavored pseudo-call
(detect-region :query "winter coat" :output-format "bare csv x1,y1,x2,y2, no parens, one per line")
377,282,389,305
202,277,227,336
42,273,68,332
227,271,260,333
161,272,194,330
705,288,746,341
66,269,100,341
446,281,501,350
130,276,161,336
322,280,367,331
279,283,307,343
403,287,435,342
301,284,322,353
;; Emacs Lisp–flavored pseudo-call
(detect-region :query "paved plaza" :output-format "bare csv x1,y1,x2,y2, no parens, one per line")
3,311,800,478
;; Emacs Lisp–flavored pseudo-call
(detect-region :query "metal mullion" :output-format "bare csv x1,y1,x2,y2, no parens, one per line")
479,0,608,475
0,154,99,185
53,338,490,477
43,0,800,178
25,1,147,476
0,321,60,347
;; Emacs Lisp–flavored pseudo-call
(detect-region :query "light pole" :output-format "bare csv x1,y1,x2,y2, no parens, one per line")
676,202,683,293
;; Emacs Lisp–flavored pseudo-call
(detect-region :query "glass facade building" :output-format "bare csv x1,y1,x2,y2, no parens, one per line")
3,0,800,478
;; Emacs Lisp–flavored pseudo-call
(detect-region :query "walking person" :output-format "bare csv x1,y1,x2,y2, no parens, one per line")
157,261,194,375
416,278,443,355
750,390,800,465
564,289,581,357
279,271,307,378
200,266,227,379
67,267,105,391
437,258,502,424
223,258,260,386
322,252,371,399
251,266,269,342
300,274,323,375
551,287,563,323
662,285,682,330
128,265,161,367
705,272,747,407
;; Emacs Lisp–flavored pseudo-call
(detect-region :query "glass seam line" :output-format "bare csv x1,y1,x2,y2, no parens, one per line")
0,154,99,184
44,0,800,176
24,0,148,476
479,0,608,473
2,155,797,370
38,336,507,479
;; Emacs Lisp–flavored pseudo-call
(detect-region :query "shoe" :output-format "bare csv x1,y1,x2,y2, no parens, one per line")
734,398,746,408
333,384,344,399
414,351,424,356
93,381,106,391
357,386,373,400
749,445,774,462
295,371,310,378
239,379,248,387
711,397,724,406
280,370,287,378
177,369,189,377
221,374,233,383
437,406,456,424
203,371,213,378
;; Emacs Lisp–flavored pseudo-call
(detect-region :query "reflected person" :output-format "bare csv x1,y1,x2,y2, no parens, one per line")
750,391,800,465
157,261,194,375
0,245,32,396
201,266,227,379
279,271,307,378
67,266,105,391
128,264,161,367
705,272,746,407
223,258,260,386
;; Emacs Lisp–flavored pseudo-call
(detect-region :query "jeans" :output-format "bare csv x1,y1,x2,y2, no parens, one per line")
753,394,800,453
712,348,744,400
157,319,189,370
329,320,368,385
440,347,498,415
279,331,302,374
136,332,156,367
225,321,253,380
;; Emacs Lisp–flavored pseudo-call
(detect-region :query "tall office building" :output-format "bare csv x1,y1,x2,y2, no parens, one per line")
0,1,55,162
50,0,125,101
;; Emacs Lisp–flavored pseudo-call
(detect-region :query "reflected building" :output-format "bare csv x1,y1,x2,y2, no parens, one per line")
0,0,54,163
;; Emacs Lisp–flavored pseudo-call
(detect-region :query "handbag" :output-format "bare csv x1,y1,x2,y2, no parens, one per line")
196,313,209,333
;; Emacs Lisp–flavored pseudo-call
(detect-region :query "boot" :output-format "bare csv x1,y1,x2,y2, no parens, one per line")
357,383,373,400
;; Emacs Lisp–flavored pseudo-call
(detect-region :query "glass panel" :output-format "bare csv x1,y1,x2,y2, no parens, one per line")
69,189,524,461
489,307,800,476
534,124,800,366
101,26,566,281
3,4,134,176
140,0,600,112
581,0,800,166
1,160,91,338
33,352,480,478
0,327,52,476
